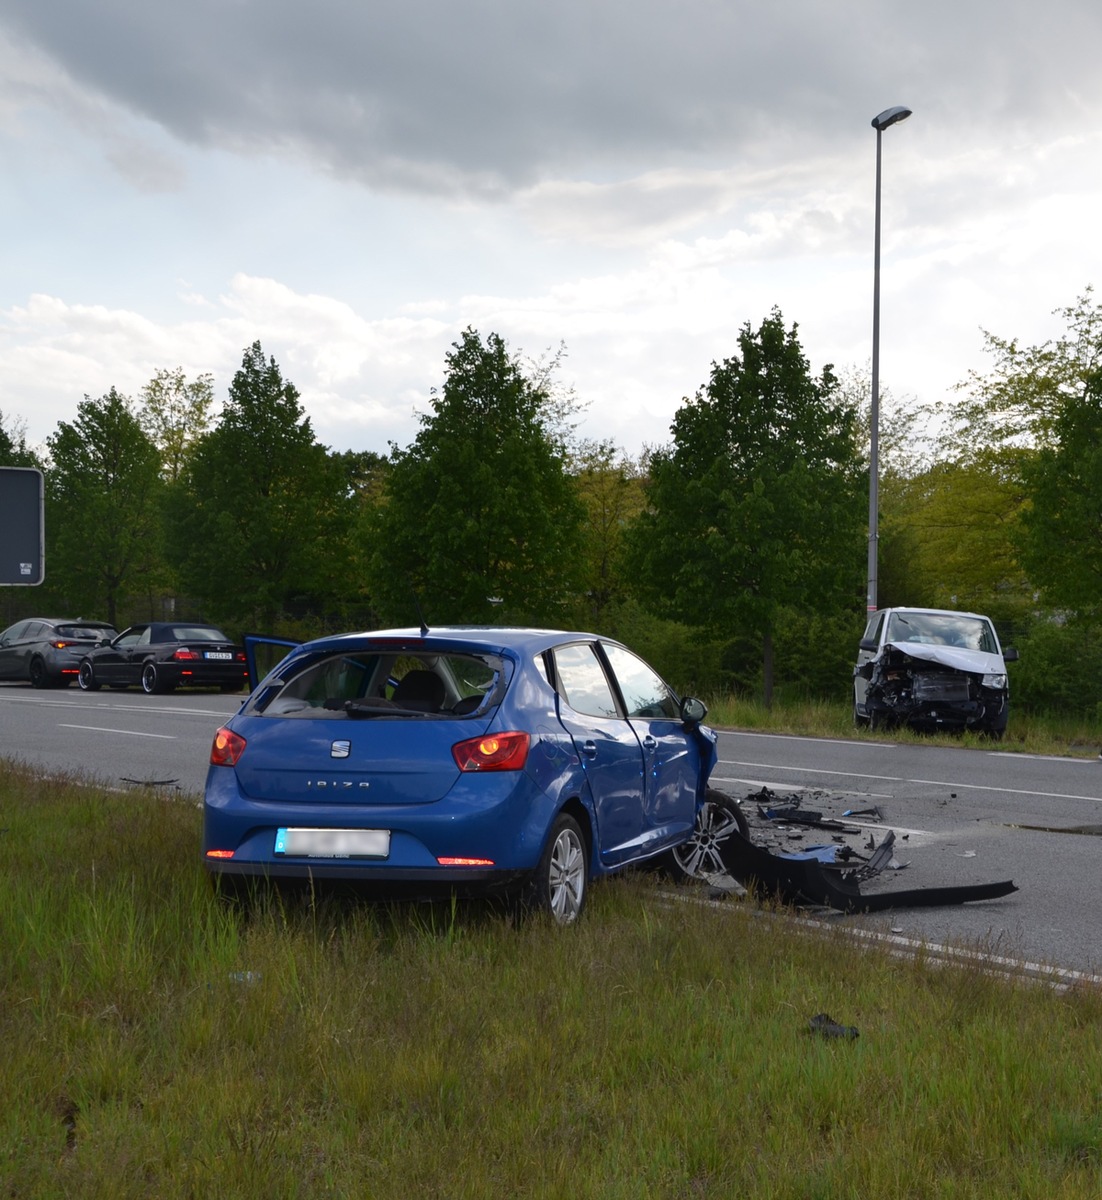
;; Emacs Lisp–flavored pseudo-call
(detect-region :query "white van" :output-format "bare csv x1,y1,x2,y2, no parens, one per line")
853,607,1018,737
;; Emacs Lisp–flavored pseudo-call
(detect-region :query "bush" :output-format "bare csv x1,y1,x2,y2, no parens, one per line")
1011,615,1102,717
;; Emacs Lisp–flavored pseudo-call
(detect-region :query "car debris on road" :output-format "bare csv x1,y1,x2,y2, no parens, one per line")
709,786,1018,915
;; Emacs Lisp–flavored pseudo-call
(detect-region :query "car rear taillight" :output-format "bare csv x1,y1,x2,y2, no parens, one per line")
436,856,495,866
173,648,200,661
210,726,246,766
452,731,530,772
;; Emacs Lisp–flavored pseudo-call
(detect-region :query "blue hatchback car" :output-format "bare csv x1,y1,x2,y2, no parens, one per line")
203,626,719,921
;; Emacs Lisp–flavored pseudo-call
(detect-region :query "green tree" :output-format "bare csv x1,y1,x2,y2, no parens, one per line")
0,408,42,468
940,287,1102,458
366,329,585,626
625,310,865,704
138,367,215,482
44,389,164,625
1017,368,1102,611
569,439,647,627
167,342,353,629
905,288,1102,623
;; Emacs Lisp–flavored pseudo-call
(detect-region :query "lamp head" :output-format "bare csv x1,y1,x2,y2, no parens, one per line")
872,105,912,131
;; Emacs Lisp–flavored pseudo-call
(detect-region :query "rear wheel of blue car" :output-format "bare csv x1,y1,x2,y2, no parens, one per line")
532,813,588,924
666,789,750,886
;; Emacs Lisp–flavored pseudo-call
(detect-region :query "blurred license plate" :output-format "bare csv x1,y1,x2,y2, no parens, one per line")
274,828,390,858
204,651,233,660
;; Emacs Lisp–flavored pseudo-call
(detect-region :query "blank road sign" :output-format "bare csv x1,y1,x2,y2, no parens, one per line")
0,467,44,586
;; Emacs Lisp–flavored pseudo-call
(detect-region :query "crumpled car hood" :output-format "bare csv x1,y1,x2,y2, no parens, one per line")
881,640,1005,675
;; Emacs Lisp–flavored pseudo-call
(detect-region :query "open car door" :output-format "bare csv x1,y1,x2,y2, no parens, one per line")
243,634,301,693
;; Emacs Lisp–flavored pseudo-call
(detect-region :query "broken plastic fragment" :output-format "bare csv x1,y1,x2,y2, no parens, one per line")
808,1013,859,1039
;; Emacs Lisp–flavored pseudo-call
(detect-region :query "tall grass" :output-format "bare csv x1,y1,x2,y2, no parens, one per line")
3,762,1102,1198
704,693,1102,757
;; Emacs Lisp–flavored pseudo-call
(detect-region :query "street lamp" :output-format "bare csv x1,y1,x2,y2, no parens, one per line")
867,104,912,614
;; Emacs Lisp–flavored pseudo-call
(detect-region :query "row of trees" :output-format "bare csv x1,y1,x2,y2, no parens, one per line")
3,291,1101,715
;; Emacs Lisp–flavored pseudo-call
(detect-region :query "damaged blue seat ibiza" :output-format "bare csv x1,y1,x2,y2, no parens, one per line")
203,627,719,922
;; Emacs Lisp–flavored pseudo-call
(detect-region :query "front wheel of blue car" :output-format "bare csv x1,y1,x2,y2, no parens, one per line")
666,789,750,885
532,813,588,924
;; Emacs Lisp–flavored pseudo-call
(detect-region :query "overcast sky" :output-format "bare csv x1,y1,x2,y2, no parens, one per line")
2,0,1100,459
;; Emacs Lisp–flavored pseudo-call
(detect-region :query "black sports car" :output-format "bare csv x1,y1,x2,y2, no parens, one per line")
77,622,248,694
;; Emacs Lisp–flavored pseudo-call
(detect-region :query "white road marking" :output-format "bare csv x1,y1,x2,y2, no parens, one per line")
58,723,176,740
716,759,1102,805
5,696,231,717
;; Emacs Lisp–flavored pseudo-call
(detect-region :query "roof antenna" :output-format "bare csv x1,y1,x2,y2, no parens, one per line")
410,587,429,638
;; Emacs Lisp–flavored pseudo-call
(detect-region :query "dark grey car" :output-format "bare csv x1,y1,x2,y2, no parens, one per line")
0,617,117,688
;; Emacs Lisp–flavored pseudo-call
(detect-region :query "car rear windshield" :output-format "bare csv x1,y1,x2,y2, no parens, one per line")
168,626,229,641
55,625,114,640
885,612,998,654
248,649,506,719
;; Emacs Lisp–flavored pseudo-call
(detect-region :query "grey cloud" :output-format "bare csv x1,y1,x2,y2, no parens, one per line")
2,0,1100,198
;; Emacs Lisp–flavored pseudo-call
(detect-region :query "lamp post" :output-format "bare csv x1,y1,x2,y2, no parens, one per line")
867,104,912,614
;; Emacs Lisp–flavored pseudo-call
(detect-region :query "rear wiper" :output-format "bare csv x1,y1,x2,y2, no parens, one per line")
325,698,435,719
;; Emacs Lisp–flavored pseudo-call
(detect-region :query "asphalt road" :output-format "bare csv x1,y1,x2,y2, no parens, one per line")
0,681,242,795
3,681,1100,976
709,727,1102,979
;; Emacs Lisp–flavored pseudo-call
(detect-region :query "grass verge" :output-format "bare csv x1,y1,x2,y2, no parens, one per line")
704,694,1102,759
3,763,1101,1198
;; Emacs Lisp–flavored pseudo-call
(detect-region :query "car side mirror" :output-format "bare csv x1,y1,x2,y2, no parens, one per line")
858,637,879,652
1003,647,1019,662
680,696,708,725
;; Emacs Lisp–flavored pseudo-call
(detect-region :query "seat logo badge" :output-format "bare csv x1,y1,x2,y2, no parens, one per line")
331,740,351,758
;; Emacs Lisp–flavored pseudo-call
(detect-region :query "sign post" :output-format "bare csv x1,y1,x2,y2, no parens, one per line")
0,467,45,586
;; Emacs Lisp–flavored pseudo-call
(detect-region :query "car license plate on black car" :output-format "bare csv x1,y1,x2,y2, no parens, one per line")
204,651,233,660
274,828,390,858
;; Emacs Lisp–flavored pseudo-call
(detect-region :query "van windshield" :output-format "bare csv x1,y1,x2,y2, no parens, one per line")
885,612,997,654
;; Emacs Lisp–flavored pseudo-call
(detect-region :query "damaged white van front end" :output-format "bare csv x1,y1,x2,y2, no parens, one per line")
854,607,1018,738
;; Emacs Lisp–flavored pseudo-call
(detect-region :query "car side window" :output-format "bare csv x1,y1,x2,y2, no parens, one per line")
22,622,44,640
551,643,620,719
601,643,678,719
864,612,885,644
136,627,152,646
117,629,143,647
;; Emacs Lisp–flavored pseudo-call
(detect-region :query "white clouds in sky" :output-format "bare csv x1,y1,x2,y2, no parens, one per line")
1,1,1101,458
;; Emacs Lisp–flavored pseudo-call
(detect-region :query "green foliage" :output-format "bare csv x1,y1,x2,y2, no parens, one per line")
625,310,865,702
1010,615,1102,719
365,329,586,626
1018,369,1102,612
0,407,42,468
879,455,1031,613
137,367,215,482
567,439,647,628
166,342,355,629
596,599,732,696
941,287,1102,460
908,288,1102,620
43,389,164,626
